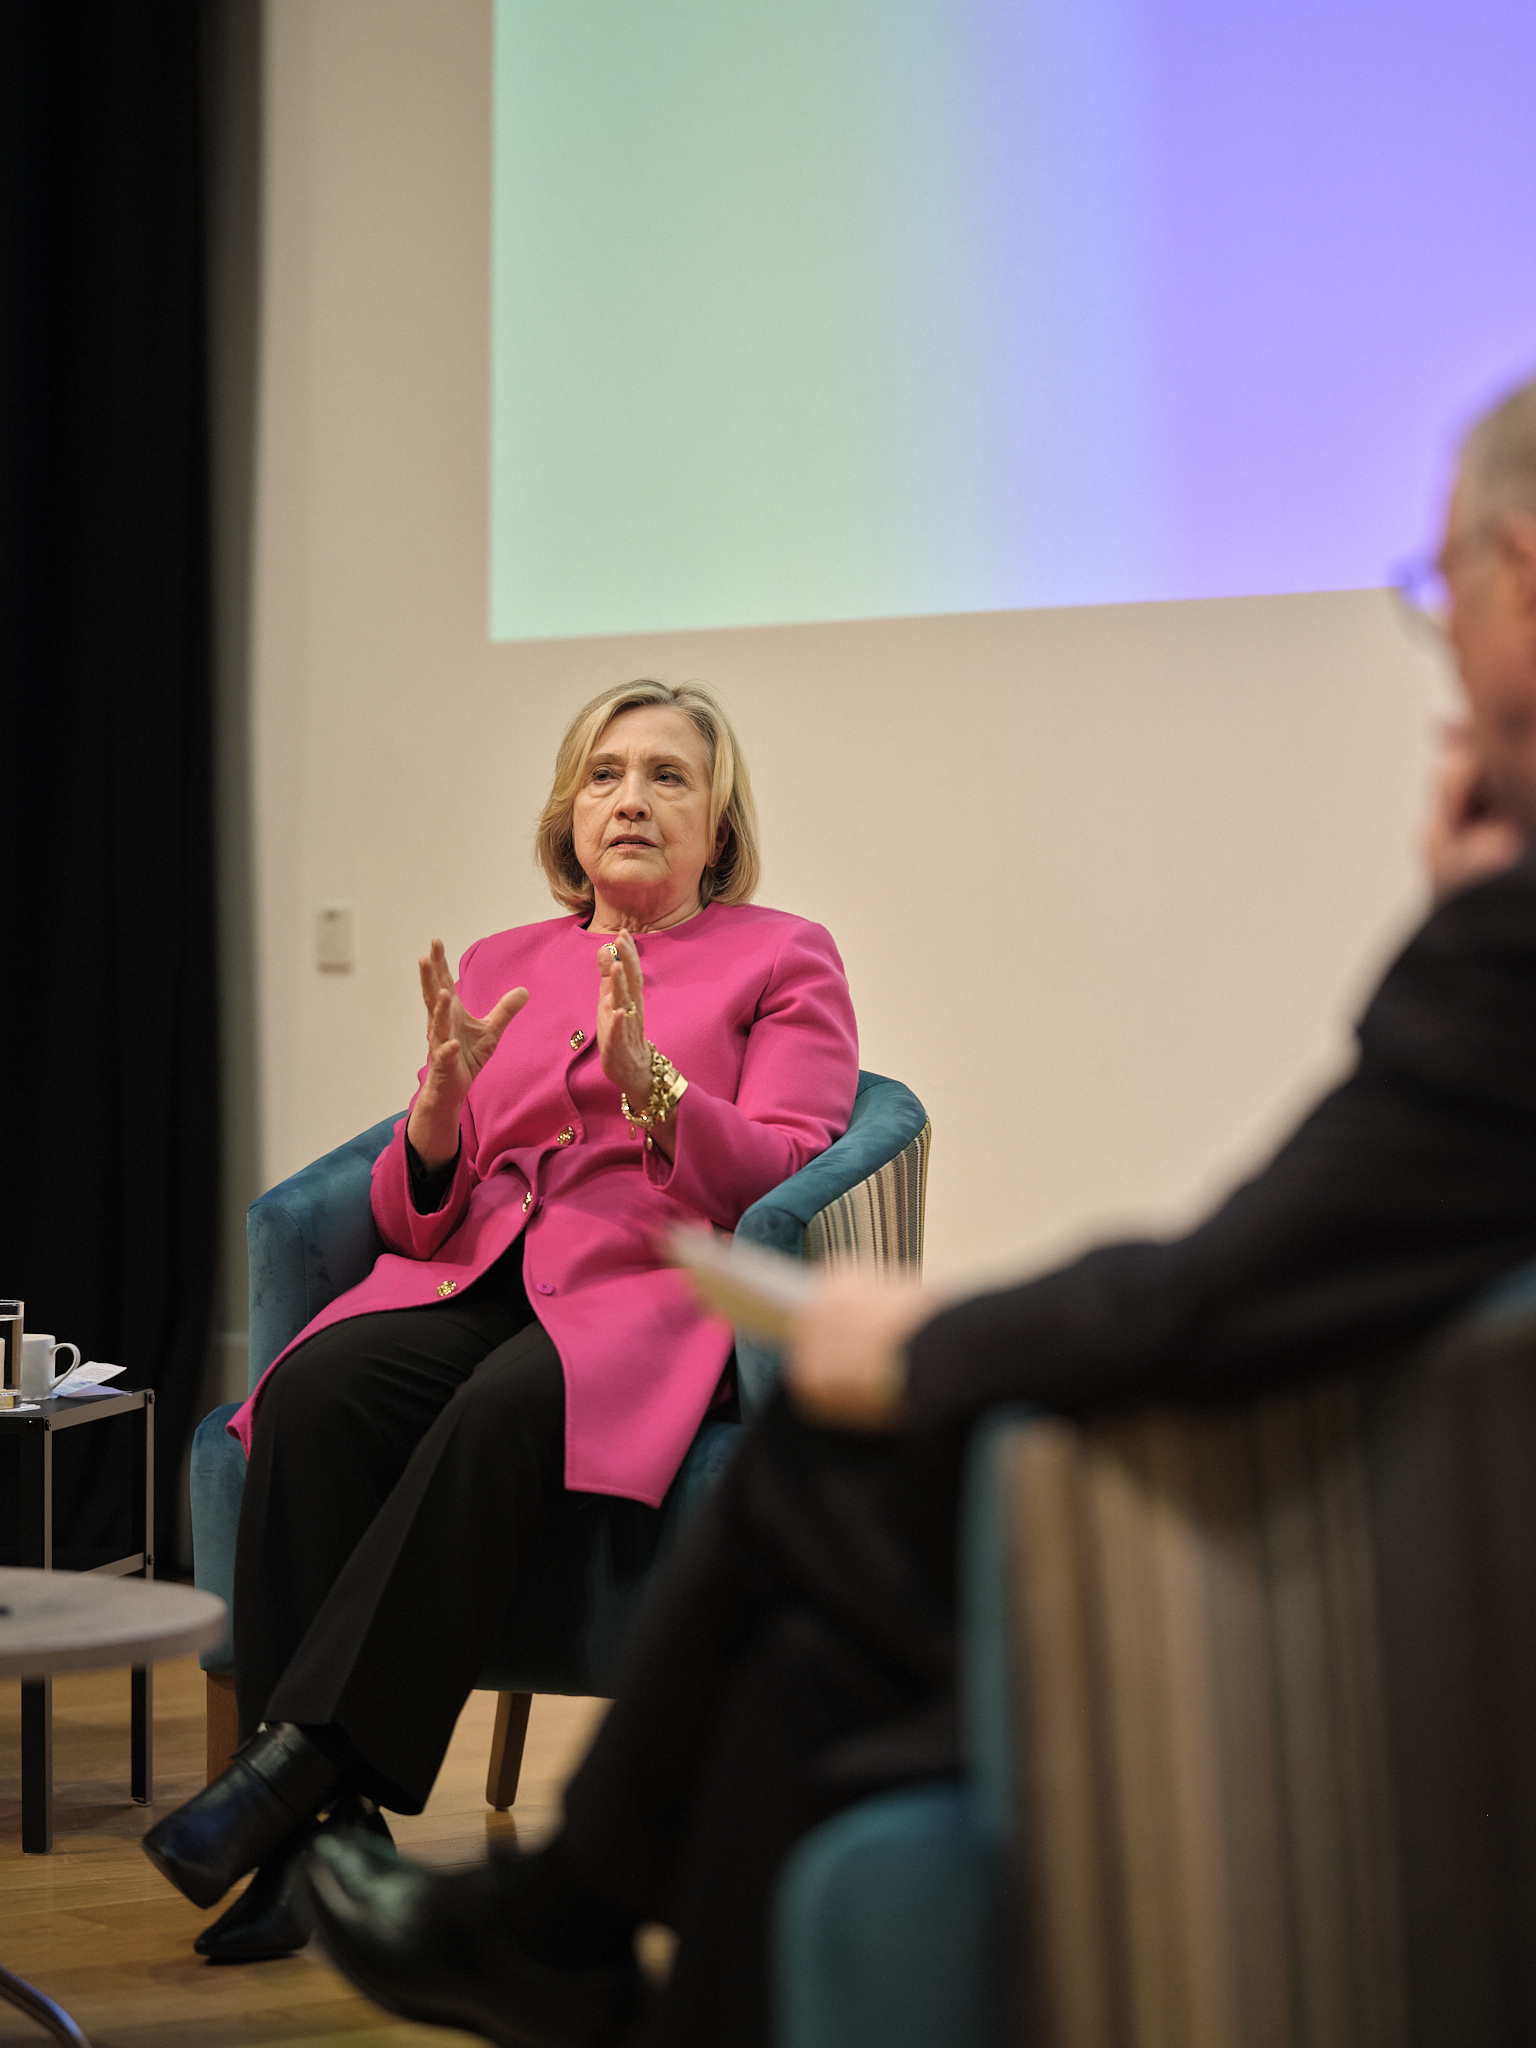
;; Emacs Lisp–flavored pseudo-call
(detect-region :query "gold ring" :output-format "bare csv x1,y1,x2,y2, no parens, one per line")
603,943,620,962
623,1001,637,1017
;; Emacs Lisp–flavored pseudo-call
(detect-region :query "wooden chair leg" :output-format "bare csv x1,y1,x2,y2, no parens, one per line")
486,1690,532,1811
206,1670,241,1783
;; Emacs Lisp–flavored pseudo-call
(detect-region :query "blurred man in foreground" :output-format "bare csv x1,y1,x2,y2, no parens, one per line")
305,378,1536,2048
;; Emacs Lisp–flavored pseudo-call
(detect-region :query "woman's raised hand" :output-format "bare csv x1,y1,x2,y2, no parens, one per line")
406,940,529,1171
596,933,653,1110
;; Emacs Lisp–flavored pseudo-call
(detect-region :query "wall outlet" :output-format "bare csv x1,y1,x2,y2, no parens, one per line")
316,903,356,972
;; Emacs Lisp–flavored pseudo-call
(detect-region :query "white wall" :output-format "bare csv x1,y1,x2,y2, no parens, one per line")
238,0,1454,1396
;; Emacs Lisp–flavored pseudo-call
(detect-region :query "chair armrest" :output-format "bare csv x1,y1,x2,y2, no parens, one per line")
733,1070,931,1418
735,1070,930,1255
776,1784,1001,2048
247,1113,401,1391
961,1408,1039,1850
190,1403,245,1670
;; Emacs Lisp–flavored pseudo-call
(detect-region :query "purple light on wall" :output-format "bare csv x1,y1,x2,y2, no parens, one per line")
1141,0,1536,596
965,0,1536,608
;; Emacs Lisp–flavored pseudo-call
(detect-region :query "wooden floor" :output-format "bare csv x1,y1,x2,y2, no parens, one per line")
0,1660,607,2046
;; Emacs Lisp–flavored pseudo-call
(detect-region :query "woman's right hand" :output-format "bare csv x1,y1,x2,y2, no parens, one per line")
406,939,529,1171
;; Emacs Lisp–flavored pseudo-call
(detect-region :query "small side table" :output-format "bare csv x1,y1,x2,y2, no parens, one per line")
0,1388,154,1852
0,1568,225,2047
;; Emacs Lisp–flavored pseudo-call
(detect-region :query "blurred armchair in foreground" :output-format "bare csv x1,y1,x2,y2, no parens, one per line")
778,1263,1536,2048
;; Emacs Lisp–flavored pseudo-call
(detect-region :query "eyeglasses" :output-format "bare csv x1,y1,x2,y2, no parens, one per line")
1391,520,1503,641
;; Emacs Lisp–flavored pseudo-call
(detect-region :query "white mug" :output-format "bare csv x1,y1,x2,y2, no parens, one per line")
20,1334,81,1401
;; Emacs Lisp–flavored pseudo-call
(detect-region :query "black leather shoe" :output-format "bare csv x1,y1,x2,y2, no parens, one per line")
195,1798,394,1963
305,1831,641,2048
142,1722,341,1910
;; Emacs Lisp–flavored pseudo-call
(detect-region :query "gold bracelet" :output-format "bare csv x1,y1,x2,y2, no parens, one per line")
621,1043,688,1142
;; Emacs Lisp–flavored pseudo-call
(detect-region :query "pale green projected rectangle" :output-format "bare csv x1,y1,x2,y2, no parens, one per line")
489,1,1000,642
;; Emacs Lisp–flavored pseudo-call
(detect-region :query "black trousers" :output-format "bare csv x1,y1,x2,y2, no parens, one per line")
561,1393,969,2048
233,1250,567,1812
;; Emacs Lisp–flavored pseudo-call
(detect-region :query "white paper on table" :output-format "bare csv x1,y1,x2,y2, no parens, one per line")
53,1361,127,1398
665,1225,811,1343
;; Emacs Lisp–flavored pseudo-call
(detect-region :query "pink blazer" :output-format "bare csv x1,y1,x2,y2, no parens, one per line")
230,903,859,1505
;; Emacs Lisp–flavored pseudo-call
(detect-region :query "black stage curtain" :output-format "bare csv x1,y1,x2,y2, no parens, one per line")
0,2,219,1568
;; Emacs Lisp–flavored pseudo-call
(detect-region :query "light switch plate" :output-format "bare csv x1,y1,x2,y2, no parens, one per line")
316,903,355,972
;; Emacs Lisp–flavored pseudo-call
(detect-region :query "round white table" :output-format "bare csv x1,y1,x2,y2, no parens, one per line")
0,1568,226,2047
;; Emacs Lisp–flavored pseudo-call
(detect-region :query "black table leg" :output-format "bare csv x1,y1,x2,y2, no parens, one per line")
131,1393,154,1803
130,1666,152,1804
20,1417,52,1854
20,1680,52,1855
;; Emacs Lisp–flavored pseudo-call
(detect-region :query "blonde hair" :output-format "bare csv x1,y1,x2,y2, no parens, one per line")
535,680,762,914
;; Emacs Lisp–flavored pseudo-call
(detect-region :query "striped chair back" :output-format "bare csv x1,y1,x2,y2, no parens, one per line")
803,1120,931,1272
998,1316,1536,2048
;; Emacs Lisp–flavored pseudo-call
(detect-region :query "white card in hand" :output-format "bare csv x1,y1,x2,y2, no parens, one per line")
667,1226,810,1342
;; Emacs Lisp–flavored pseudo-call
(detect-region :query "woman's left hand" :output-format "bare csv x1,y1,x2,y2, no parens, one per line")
596,933,653,1108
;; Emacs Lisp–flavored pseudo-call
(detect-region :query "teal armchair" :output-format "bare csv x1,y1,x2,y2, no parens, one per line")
191,1070,930,1802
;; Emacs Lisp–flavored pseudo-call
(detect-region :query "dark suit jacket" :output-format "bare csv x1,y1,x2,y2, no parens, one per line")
906,851,1536,1421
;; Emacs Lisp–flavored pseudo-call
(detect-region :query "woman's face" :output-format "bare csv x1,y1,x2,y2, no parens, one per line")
571,704,721,922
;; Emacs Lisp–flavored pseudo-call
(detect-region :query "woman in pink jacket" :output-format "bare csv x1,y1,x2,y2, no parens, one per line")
143,679,859,1961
